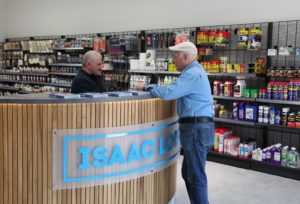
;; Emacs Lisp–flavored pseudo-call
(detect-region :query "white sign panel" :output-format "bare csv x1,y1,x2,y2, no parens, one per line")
52,116,179,189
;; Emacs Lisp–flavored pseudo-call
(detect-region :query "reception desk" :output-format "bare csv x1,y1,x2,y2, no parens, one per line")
0,94,178,204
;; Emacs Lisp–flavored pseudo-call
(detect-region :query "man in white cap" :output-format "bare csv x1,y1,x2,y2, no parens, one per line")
146,41,214,204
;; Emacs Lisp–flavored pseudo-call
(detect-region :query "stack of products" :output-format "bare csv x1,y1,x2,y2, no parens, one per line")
252,144,299,168
259,80,300,101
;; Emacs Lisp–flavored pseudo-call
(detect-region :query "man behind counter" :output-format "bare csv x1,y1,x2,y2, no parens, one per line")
71,50,106,93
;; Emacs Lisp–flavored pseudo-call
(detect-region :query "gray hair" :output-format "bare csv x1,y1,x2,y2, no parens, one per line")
82,50,102,67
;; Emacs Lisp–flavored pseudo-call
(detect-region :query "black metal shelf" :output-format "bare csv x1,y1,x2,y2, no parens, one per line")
0,72,49,76
0,86,20,91
49,72,77,76
0,79,19,83
214,117,255,126
251,160,300,181
0,79,71,88
48,63,82,67
256,123,300,131
207,151,300,181
207,151,251,169
206,73,260,78
19,90,37,94
256,98,300,106
213,95,255,101
50,47,85,51
128,70,180,75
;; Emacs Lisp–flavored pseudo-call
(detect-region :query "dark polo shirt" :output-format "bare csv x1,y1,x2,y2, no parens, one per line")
71,69,106,93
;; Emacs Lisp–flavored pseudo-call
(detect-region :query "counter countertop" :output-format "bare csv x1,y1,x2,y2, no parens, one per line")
0,93,154,104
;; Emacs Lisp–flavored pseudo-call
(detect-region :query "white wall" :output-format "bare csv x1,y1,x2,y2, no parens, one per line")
0,0,7,41
5,0,300,38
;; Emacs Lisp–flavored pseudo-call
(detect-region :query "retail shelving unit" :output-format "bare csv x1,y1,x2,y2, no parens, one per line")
0,20,300,180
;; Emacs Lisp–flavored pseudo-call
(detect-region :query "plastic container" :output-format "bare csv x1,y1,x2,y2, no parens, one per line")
245,105,258,122
281,146,289,166
287,147,299,168
234,79,246,97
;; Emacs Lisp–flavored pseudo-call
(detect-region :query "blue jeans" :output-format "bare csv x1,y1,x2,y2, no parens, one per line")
179,122,214,204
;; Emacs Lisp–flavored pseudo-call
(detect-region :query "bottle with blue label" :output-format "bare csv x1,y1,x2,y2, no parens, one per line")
275,109,281,125
269,106,275,125
238,102,245,120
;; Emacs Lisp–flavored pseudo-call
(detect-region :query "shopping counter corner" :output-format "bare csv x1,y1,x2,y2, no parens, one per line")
0,93,179,204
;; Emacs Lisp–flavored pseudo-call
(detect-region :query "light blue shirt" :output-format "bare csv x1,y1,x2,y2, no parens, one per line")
147,60,214,118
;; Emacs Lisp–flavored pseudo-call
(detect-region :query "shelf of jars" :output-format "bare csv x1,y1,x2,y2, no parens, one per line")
50,47,85,51
48,63,82,67
0,71,49,77
0,79,71,88
0,86,20,91
48,72,77,76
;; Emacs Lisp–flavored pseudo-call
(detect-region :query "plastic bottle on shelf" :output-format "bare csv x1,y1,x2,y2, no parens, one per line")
234,77,246,97
232,102,239,120
281,146,289,167
272,144,282,165
269,106,275,125
287,147,299,168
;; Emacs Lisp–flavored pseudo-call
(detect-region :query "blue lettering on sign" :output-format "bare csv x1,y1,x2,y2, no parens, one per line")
78,129,179,169
141,139,155,159
64,121,179,182
127,143,142,163
78,147,92,169
109,145,126,166
92,146,108,167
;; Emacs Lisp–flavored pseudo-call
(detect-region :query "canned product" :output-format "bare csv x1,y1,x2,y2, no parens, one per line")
213,80,221,96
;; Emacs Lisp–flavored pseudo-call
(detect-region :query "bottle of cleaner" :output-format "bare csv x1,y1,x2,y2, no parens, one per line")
234,77,246,97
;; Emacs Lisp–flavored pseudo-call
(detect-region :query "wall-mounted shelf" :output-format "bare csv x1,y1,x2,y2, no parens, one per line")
206,73,261,78
213,96,255,102
256,98,300,106
48,63,82,67
49,72,77,76
207,151,300,181
214,117,255,126
0,79,19,83
128,70,180,75
50,47,85,51
0,86,20,91
0,72,49,76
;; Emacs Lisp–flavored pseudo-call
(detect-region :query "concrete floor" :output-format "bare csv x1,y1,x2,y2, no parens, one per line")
175,156,300,204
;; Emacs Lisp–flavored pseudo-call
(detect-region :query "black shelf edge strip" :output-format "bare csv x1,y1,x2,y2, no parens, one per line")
256,98,300,106
213,96,255,101
208,152,300,181
48,63,82,67
214,118,255,126
207,152,251,169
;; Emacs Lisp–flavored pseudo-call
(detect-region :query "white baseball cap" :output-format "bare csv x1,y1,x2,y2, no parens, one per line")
169,41,198,56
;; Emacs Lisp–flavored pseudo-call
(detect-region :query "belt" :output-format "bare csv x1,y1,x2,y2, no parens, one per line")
178,116,213,124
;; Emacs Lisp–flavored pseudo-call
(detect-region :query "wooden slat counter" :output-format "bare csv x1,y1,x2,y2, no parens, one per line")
0,94,177,204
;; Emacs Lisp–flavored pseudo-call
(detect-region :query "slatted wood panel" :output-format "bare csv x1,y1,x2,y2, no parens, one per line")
0,98,177,204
